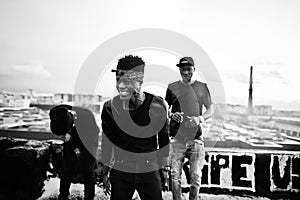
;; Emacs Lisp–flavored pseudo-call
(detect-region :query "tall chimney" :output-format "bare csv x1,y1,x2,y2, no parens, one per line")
248,66,253,115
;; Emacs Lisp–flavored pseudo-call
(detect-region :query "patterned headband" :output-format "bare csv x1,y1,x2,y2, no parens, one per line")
112,69,144,82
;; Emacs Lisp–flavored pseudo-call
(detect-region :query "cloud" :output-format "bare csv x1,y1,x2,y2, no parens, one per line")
13,64,51,77
265,71,285,80
253,60,282,66
223,72,249,84
244,57,283,66
255,70,287,84
235,63,287,85
222,69,287,86
0,68,12,76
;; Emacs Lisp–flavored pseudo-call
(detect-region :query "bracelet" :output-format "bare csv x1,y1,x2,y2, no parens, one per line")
199,116,205,123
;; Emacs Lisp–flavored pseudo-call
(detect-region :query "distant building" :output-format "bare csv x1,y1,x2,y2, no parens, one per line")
1,89,105,114
32,93,55,104
254,105,273,116
0,106,50,130
274,110,300,118
54,93,73,103
54,93,103,106
276,117,300,139
0,91,30,108
226,104,247,115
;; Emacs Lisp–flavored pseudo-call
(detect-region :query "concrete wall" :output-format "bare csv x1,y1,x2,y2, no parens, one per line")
0,137,299,199
200,148,299,199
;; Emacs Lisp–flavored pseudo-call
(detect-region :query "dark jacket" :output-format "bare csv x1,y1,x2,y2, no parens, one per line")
101,92,169,171
50,104,99,157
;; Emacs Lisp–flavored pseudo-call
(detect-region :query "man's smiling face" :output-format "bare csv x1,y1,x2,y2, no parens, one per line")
179,65,195,83
117,79,141,100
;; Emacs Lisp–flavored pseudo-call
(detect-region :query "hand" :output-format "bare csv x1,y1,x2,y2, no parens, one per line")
102,165,111,196
74,148,81,158
65,133,71,142
171,112,184,123
102,173,111,196
186,141,195,150
59,133,71,142
185,116,201,128
161,157,170,169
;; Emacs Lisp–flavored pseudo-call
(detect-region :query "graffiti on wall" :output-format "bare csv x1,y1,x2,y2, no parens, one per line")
201,152,256,192
270,154,300,192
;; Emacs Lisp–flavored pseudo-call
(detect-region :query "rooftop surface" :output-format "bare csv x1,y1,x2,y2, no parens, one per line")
38,178,274,200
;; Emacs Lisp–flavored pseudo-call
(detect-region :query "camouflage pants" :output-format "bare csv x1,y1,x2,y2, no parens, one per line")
170,138,205,200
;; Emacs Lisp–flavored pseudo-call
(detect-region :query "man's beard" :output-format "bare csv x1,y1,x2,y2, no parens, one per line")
181,73,192,83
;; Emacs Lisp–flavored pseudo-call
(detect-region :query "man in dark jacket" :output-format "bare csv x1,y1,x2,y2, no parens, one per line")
49,105,99,200
101,55,169,200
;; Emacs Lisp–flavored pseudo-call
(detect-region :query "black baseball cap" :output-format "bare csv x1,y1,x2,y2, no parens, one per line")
176,57,194,67
49,106,74,136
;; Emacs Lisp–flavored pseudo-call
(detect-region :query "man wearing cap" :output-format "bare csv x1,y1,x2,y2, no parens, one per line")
49,105,99,200
101,55,169,200
165,57,214,200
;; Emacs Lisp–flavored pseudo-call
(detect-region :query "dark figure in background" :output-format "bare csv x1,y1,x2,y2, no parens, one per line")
101,55,169,200
49,105,99,200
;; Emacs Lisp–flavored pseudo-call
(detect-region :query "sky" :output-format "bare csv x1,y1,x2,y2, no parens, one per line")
1,0,300,110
